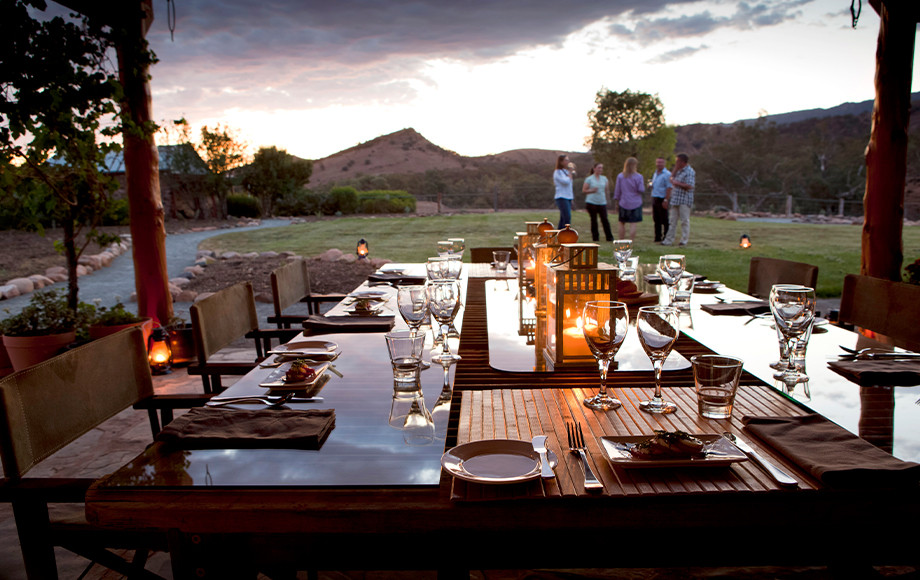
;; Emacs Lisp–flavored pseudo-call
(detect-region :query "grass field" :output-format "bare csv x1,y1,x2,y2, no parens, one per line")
199,211,920,298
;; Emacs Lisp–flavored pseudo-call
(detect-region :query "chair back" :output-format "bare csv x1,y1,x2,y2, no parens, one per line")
839,274,920,349
470,247,518,264
747,256,819,299
0,327,153,481
271,260,311,318
190,282,260,361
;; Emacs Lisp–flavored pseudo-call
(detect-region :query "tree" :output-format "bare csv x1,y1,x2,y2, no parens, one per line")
198,123,249,219
241,146,312,215
0,0,155,310
587,89,670,182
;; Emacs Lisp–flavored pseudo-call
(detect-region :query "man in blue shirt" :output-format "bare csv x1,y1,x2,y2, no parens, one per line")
650,157,671,243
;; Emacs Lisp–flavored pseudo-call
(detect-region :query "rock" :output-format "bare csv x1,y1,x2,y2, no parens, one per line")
236,221,248,227
1,284,21,299
320,249,343,262
195,259,209,267
259,251,279,258
241,252,260,259
184,265,205,276
286,255,303,261
175,290,199,303
169,277,191,288
6,278,34,294
47,273,68,283
78,255,102,270
46,266,67,276
221,251,240,260
196,250,215,259
339,253,357,263
194,292,215,302
369,258,392,268
254,291,274,304
28,275,55,289
203,226,217,231
279,251,297,258
79,264,93,275
97,252,114,267
129,292,138,302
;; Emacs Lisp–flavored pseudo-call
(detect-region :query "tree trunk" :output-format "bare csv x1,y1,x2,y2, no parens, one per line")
861,1,915,280
116,1,173,325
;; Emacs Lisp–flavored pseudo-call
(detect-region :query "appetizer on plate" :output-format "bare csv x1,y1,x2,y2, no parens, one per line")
629,430,705,459
285,359,317,383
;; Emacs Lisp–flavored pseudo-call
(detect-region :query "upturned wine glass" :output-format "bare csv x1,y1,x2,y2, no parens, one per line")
636,305,680,414
612,239,632,271
426,281,462,364
657,254,686,305
769,285,816,387
581,301,629,411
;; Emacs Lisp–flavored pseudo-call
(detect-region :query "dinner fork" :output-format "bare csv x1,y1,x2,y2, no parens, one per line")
566,422,603,491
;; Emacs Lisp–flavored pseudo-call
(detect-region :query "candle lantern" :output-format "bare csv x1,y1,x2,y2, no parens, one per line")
739,234,752,249
533,230,562,315
544,243,617,370
148,327,173,375
356,238,369,259
518,278,537,341
535,218,554,242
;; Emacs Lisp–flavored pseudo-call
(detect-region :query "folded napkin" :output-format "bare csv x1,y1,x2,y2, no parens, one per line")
742,414,920,489
301,314,395,333
700,301,770,316
366,273,427,286
827,359,920,387
644,274,706,285
157,407,336,450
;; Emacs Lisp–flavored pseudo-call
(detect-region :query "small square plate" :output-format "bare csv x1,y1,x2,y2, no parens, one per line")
259,362,330,389
600,434,747,468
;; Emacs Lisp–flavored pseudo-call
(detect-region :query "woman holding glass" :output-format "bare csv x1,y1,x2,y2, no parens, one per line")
613,157,645,240
582,162,613,242
553,154,574,230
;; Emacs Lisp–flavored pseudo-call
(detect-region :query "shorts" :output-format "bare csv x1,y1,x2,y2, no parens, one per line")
618,206,643,223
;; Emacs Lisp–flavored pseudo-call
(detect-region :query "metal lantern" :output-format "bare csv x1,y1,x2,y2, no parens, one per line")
544,243,618,370
533,229,562,315
357,238,369,259
148,327,173,375
740,234,752,249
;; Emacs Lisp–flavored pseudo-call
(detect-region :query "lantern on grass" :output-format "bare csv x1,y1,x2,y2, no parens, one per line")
148,327,173,375
739,234,751,249
357,238,369,259
544,243,617,370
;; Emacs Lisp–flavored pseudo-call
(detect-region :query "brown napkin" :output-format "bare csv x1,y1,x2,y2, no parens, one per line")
827,359,920,387
700,301,770,316
301,314,395,333
742,414,920,489
367,273,427,286
157,407,336,450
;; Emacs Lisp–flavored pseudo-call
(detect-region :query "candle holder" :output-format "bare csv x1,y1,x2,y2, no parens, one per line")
357,238,369,259
543,243,617,370
533,229,562,315
147,327,173,375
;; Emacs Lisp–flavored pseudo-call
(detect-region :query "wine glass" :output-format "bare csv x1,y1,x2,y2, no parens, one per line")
397,285,429,335
581,301,629,410
448,238,466,258
441,255,463,280
657,254,686,306
636,305,680,414
612,239,632,271
426,257,447,281
769,285,816,387
437,241,453,257
426,281,462,364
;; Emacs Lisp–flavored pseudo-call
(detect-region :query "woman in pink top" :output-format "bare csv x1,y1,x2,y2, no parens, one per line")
613,157,645,239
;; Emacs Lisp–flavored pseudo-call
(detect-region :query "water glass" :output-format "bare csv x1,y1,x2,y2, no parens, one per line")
492,251,511,271
691,355,744,419
612,239,632,269
673,272,695,310
384,330,425,383
448,238,466,258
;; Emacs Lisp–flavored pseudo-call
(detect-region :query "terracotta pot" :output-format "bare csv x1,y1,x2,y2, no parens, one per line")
88,317,154,347
3,331,77,372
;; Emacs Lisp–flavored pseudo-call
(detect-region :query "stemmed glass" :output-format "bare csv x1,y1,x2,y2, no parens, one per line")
769,285,816,387
448,238,466,258
426,281,462,364
426,257,446,281
397,285,429,335
437,241,453,257
581,301,629,411
657,254,686,305
636,305,680,414
612,239,632,272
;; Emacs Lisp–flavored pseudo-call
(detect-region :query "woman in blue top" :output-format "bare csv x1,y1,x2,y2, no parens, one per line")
553,154,574,230
613,157,645,240
581,162,612,242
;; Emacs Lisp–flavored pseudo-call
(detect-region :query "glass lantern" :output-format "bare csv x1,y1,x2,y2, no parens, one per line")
533,229,562,316
357,238,369,259
544,243,618,370
148,327,173,375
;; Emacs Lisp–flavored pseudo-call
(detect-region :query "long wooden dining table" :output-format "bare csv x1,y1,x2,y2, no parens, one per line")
85,263,920,578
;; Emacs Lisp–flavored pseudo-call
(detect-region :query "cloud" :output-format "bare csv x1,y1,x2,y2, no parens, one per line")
646,44,709,64
609,0,813,46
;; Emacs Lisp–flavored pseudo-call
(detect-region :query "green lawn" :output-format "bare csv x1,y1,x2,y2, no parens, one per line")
199,212,920,298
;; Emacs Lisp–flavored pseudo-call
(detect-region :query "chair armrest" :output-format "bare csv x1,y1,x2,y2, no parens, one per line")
187,361,260,376
0,477,95,502
246,328,302,340
133,393,217,410
302,293,347,304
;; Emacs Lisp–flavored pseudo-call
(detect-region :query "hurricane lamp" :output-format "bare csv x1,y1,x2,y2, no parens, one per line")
357,238,370,259
148,327,173,375
740,234,751,249
533,230,562,315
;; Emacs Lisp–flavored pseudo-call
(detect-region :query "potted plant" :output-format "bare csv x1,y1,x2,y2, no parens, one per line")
0,315,14,377
164,316,197,365
88,301,153,345
1,289,85,371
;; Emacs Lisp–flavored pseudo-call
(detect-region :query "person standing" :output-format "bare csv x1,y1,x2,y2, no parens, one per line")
553,154,574,230
662,153,695,247
649,157,672,243
612,157,645,240
582,162,613,242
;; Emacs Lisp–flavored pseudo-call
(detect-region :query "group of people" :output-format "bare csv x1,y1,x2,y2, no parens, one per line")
553,153,695,246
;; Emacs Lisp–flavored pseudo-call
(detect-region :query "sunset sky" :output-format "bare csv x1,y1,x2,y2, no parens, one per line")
76,1,920,159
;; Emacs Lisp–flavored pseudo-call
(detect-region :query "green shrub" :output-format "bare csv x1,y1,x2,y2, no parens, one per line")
275,189,325,216
356,190,417,214
325,186,359,215
227,194,262,218
102,198,131,225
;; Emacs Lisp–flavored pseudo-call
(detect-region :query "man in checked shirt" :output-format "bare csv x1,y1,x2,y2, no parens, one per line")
661,153,695,247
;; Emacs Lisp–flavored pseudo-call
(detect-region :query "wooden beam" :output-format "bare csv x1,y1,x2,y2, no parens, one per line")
861,0,915,281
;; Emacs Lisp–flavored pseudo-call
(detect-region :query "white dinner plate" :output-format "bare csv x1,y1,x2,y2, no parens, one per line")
272,340,338,356
441,439,559,484
347,290,389,301
600,434,747,469
259,362,330,389
344,302,385,316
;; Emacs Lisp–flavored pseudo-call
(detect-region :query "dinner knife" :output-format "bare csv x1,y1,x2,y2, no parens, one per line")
728,434,798,487
531,435,555,479
209,396,324,403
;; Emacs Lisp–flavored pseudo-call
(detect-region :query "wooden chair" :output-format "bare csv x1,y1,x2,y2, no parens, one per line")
747,256,819,299
0,327,168,580
188,282,298,393
839,274,920,351
470,247,517,264
268,259,345,328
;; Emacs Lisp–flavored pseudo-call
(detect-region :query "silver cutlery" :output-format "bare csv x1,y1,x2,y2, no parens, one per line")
723,432,797,487
206,393,323,407
266,350,339,359
531,435,555,479
715,296,764,305
837,347,920,360
566,422,603,491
